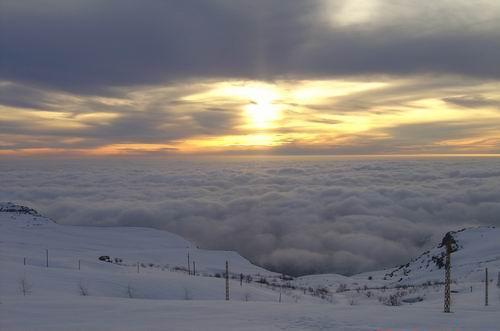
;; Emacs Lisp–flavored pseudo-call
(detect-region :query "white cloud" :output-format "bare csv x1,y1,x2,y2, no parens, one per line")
1,156,499,275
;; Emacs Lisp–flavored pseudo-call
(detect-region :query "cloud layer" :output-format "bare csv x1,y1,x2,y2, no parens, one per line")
1,0,500,92
1,77,500,155
1,156,499,275
1,1,500,155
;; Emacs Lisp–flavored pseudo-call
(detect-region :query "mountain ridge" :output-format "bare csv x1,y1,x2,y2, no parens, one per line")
2,202,498,285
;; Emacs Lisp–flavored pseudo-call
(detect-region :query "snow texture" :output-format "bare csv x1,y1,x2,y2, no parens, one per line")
1,203,499,330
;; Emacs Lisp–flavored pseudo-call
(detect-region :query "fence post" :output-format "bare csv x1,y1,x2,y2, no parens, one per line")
485,268,489,306
225,260,229,301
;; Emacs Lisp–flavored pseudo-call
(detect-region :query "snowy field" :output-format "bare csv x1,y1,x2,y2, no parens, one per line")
1,203,499,330
3,297,499,331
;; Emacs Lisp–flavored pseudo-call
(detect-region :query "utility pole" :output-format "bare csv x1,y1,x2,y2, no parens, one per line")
485,268,489,306
78,259,81,270
187,252,191,275
240,273,243,287
46,249,49,268
442,233,453,313
225,260,229,301
192,261,196,276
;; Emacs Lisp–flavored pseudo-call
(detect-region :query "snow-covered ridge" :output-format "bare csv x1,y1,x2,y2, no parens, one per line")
379,226,499,285
0,203,291,303
0,203,277,274
2,203,498,288
296,226,500,291
1,203,499,331
0,201,44,217
0,202,54,227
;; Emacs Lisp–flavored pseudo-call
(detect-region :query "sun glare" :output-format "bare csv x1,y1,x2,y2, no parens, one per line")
181,81,283,129
244,92,281,129
220,83,282,129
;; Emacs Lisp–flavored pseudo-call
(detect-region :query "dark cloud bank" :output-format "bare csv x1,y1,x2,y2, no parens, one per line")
1,0,499,93
1,156,500,276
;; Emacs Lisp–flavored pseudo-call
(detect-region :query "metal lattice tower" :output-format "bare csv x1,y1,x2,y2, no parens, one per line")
485,268,489,306
225,260,229,301
443,234,452,313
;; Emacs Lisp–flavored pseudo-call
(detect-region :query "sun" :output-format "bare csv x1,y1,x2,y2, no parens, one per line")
243,89,281,129
207,82,282,129
183,81,283,129
219,83,282,129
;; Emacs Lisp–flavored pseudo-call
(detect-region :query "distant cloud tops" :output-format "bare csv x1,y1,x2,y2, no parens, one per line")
1,157,499,275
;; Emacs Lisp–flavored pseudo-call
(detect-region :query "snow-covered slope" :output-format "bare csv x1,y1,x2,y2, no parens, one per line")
1,203,498,331
296,226,500,291
376,226,500,285
0,202,298,303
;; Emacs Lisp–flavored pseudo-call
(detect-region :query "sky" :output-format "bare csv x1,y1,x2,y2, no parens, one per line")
1,0,500,156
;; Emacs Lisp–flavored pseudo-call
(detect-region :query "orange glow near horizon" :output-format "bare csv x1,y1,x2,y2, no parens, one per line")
1,78,500,156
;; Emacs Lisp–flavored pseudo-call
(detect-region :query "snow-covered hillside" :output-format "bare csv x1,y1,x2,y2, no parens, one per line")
377,226,500,285
296,226,500,291
1,203,498,331
0,202,295,302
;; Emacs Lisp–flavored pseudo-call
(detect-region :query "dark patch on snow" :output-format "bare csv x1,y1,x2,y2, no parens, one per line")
0,202,41,216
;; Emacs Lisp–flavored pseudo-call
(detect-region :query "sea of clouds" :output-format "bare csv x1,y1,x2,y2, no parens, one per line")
1,156,499,276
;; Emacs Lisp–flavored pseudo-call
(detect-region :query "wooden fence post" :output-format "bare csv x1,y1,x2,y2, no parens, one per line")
225,261,229,301
485,268,489,306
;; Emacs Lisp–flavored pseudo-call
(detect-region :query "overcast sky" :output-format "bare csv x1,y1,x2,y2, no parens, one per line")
1,0,500,155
